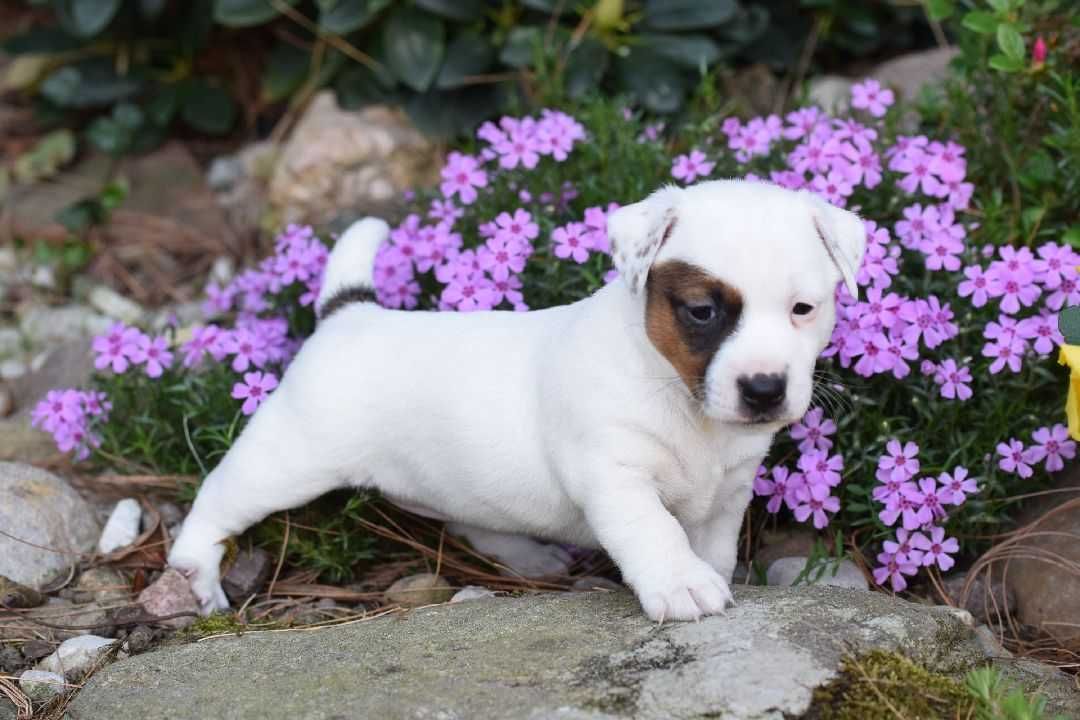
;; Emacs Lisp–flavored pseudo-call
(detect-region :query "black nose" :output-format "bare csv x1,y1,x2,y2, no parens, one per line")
737,373,787,414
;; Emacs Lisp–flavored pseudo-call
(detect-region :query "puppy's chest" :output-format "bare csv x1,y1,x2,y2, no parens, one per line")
660,435,769,522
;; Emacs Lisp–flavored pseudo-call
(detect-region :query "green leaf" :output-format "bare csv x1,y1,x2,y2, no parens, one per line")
961,11,998,34
642,0,739,31
334,64,398,109
40,60,141,108
499,26,542,68
640,33,721,69
564,37,609,99
139,0,167,19
615,48,687,114
87,117,129,155
405,84,504,138
715,4,769,43
1064,226,1080,252
436,31,495,89
146,84,181,126
988,53,1024,72
53,0,122,37
317,0,391,35
1,28,82,54
415,0,483,22
261,41,308,102
381,5,445,92
56,197,106,233
1059,306,1080,345
520,0,557,10
996,23,1025,61
213,0,298,27
986,0,1010,12
1019,150,1056,188
926,0,954,21
181,80,237,135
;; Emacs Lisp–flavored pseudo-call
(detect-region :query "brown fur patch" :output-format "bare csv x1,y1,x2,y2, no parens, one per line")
645,261,743,397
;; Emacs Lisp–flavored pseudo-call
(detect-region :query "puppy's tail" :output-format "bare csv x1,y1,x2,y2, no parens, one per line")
316,217,389,319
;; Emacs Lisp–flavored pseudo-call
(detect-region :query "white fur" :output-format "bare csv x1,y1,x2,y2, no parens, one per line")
168,180,866,622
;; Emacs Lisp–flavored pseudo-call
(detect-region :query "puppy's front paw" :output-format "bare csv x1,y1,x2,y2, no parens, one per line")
635,559,734,622
167,542,231,615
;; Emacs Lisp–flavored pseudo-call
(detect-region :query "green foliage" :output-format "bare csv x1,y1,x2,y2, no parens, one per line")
966,666,1066,720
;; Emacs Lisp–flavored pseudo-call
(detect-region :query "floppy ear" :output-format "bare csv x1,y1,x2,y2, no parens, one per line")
804,194,867,300
607,185,682,295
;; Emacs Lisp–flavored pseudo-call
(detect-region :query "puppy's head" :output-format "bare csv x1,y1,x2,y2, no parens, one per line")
608,180,866,427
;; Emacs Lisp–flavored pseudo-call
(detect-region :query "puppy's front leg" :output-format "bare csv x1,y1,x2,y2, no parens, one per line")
580,465,733,622
685,460,760,582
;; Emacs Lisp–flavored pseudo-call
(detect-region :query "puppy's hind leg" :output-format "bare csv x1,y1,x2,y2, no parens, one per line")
168,400,348,613
448,523,573,578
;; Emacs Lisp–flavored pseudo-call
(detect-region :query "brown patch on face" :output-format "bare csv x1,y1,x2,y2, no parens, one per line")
645,261,743,398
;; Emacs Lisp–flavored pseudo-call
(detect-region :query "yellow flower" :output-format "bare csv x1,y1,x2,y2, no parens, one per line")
1057,345,1080,440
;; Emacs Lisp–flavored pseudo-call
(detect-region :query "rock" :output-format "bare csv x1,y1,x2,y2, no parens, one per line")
87,285,144,325
0,574,45,608
68,586,1080,720
0,328,19,357
570,576,623,592
19,641,54,663
208,141,277,237
136,568,199,628
73,567,130,604
221,548,273,603
0,358,27,380
753,527,818,571
97,499,142,554
18,669,66,704
0,384,12,417
871,47,959,102
942,571,1015,626
384,573,454,608
766,556,869,590
122,625,154,654
18,305,110,347
450,586,499,603
0,463,100,588
38,635,116,681
0,645,23,673
1006,502,1080,642
0,419,59,463
155,501,184,528
268,93,440,228
6,338,93,414
807,75,854,113
972,625,1011,659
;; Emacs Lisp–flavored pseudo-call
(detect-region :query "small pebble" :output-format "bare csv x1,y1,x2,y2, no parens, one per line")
222,548,273,603
571,576,623,592
384,574,454,608
137,568,200,628
450,586,498,603
38,635,116,681
0,574,45,608
0,645,23,673
766,556,869,591
123,625,154,654
20,640,54,662
19,669,66,703
97,498,142,554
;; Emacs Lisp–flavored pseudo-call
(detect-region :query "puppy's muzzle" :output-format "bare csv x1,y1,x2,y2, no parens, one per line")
737,373,786,419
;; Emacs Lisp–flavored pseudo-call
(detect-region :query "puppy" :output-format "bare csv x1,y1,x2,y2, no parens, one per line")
168,179,866,622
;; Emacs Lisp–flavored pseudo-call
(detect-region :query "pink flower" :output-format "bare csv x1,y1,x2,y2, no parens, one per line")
1026,424,1076,473
981,337,1025,374
883,528,924,567
934,358,973,400
873,550,918,592
1032,242,1076,289
439,152,487,205
129,334,173,378
553,222,591,264
810,170,854,206
958,265,992,307
797,450,844,488
220,328,268,373
911,526,959,571
92,322,140,373
1032,36,1047,66
671,150,714,184
879,439,920,481
493,208,539,248
997,438,1034,478
792,482,840,529
1017,313,1063,355
788,407,836,453
894,149,945,197
181,325,224,368
442,273,497,312
914,477,948,521
940,467,978,506
231,371,278,416
754,465,804,514
851,79,895,117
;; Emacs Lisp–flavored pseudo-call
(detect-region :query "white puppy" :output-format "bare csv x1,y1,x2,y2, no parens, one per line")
168,179,866,622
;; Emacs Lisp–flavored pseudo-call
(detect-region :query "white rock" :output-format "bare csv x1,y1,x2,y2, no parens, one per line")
19,305,111,346
0,357,27,379
0,327,21,357
97,498,142,554
450,586,499,603
19,669,66,703
38,635,117,680
767,556,869,591
87,285,144,324
806,75,853,113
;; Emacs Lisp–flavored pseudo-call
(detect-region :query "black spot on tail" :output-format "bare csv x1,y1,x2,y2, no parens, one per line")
320,285,378,320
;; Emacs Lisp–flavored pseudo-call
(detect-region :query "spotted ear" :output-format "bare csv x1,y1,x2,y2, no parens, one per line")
805,194,867,300
607,185,682,294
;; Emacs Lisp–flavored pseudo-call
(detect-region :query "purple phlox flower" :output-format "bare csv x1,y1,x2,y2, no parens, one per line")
920,224,964,272
792,482,840,529
429,198,464,225
1046,270,1080,311
1017,312,1063,355
92,322,141,373
1032,242,1078,289
879,439,920,481
911,526,959,571
553,222,591,264
872,467,905,504
129,334,173,378
787,137,832,175
181,325,225,368
478,235,530,282
583,203,619,255
810,170,854,207
940,467,978,506
915,477,949,521
858,286,903,330
441,273,497,312
220,328,268,373
958,265,992,307
788,407,836,453
873,550,918,592
837,136,882,188
754,465,804,514
1026,424,1076,473
927,140,966,183
494,120,541,170
851,78,895,117
933,358,973,400
797,450,844,488
494,208,539,248
202,282,236,318
883,329,919,380
988,267,1041,314
897,298,946,349
440,152,487,205
31,389,82,434
638,122,665,143
997,438,1034,478
231,371,278,416
981,335,1026,374
894,148,946,198
489,273,526,310
895,204,940,250
879,483,924,530
883,528,925,567
782,107,825,140
671,150,714,184
853,330,895,377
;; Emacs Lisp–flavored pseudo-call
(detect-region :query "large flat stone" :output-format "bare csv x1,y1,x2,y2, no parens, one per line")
66,586,1014,720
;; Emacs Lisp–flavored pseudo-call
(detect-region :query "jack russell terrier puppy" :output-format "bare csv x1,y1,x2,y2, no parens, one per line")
168,179,866,622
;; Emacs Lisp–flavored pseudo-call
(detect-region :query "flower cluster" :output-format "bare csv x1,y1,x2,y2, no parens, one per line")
754,408,842,530
92,322,174,378
30,389,110,461
996,424,1076,477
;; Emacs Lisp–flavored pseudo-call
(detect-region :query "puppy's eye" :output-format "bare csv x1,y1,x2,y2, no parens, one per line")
678,303,716,326
792,302,815,317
